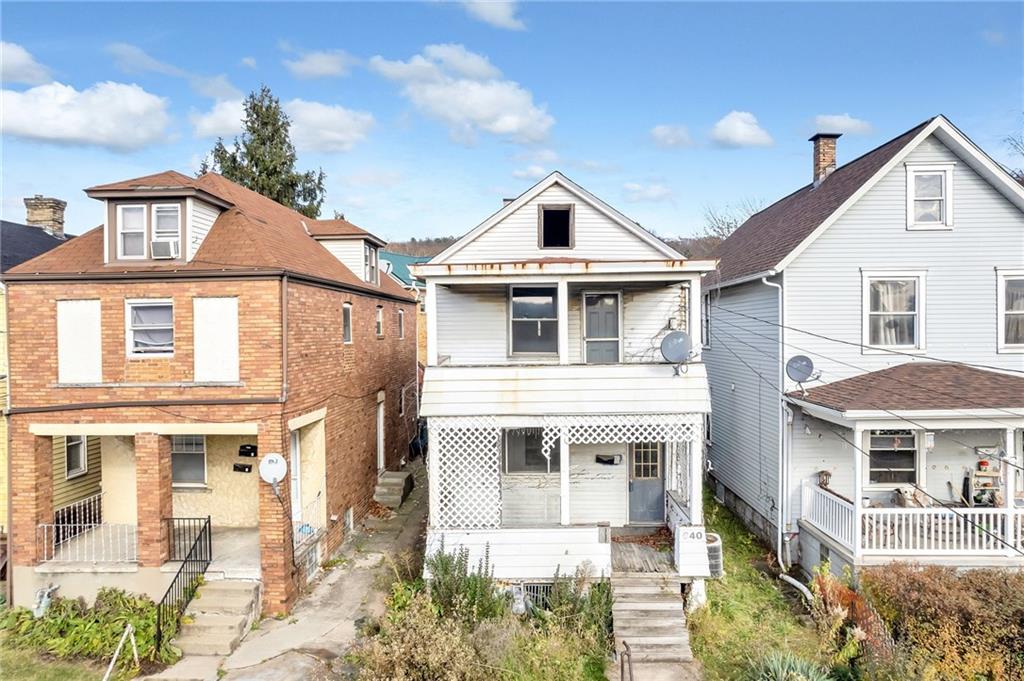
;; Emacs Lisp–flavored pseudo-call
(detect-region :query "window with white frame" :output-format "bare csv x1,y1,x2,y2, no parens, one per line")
702,294,712,348
398,309,405,339
538,204,573,249
342,303,353,344
503,428,559,474
126,299,174,355
510,286,558,354
399,389,405,416
867,430,918,486
65,435,87,479
998,272,1024,351
152,204,180,241
862,273,925,350
117,204,147,258
171,435,206,485
375,306,384,337
906,164,953,228
364,243,379,284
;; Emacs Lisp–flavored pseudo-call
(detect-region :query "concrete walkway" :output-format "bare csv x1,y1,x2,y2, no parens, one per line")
159,461,427,681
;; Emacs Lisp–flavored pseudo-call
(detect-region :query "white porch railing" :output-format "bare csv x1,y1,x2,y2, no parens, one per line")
802,483,857,552
293,492,324,549
37,522,138,562
801,483,1024,558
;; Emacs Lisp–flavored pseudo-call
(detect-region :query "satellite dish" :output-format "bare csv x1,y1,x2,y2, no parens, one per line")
661,331,692,364
259,453,287,488
786,355,816,383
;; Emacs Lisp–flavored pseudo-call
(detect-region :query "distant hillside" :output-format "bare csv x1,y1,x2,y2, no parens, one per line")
385,236,458,257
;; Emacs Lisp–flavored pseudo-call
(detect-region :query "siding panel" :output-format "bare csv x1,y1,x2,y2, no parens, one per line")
52,436,102,511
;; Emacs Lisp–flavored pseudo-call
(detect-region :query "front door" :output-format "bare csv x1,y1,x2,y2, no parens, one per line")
583,292,620,363
289,430,302,521
629,442,665,523
376,400,386,474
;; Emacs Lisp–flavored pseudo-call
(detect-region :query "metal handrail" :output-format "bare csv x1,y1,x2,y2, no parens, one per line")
155,516,211,650
620,640,634,681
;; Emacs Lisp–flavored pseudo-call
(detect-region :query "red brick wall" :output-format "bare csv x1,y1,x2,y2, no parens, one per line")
284,281,418,557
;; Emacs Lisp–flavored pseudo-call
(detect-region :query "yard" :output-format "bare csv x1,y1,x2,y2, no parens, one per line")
689,491,820,681
0,639,103,681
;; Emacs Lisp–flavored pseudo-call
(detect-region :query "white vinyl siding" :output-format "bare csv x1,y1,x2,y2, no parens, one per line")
446,184,667,263
569,443,628,527
319,239,365,279
188,199,220,260
57,299,102,384
193,297,239,382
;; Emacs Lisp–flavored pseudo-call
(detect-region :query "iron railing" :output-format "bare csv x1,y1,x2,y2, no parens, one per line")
155,516,211,650
292,492,324,549
619,640,634,681
37,522,138,562
167,517,211,561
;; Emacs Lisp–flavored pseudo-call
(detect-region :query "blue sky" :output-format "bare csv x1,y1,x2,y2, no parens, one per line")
2,1,1020,242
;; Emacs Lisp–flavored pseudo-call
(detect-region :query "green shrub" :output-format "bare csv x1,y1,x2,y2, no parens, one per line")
424,542,507,625
0,588,179,678
542,567,612,657
745,650,834,681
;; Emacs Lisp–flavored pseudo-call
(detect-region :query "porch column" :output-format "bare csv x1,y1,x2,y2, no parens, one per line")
258,419,297,615
559,433,570,525
135,433,172,567
557,279,569,365
689,439,704,525
10,432,53,566
425,280,438,366
852,425,865,562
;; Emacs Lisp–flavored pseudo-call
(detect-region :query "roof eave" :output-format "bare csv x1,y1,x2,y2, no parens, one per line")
84,187,234,209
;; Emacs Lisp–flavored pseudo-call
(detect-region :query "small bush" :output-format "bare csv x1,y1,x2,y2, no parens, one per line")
0,587,179,678
424,542,507,625
745,650,834,681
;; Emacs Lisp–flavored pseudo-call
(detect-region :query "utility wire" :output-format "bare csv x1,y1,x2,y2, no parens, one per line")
709,330,1024,557
709,303,1024,376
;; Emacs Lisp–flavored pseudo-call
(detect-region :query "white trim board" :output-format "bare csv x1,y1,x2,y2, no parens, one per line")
29,422,260,436
430,172,684,263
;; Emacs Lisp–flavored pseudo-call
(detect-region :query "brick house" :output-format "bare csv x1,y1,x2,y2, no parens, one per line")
3,171,418,614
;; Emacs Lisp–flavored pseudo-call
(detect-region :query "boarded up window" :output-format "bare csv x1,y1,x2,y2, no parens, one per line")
193,297,239,382
57,299,102,384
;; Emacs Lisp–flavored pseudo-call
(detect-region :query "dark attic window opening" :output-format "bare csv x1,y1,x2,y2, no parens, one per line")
541,207,572,248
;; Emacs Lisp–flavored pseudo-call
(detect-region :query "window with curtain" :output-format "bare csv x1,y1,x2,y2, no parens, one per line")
868,430,917,485
127,300,174,355
911,172,945,224
171,435,206,485
866,278,920,348
1003,276,1024,348
510,286,558,354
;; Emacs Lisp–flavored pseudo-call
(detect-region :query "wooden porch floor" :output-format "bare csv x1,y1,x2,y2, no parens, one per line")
611,541,675,574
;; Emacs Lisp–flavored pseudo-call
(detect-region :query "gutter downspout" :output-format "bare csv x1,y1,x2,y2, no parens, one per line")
760,275,788,570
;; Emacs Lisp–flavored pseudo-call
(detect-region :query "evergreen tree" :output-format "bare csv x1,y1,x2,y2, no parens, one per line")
201,85,326,218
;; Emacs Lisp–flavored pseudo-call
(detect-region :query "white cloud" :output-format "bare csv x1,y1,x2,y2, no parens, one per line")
106,42,240,100
283,50,356,79
1,81,170,151
460,1,525,30
650,124,692,148
1,41,52,84
191,99,245,138
814,113,872,136
191,97,374,152
711,111,773,148
285,99,374,152
623,182,673,203
241,56,257,69
512,165,547,180
369,44,553,144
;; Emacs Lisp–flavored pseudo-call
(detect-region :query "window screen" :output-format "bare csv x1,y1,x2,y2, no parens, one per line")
540,206,572,248
128,301,174,354
504,428,559,473
868,430,917,485
172,435,206,484
153,205,179,240
511,287,558,353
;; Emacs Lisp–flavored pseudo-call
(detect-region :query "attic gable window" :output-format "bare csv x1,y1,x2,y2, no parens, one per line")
906,164,954,229
538,204,574,249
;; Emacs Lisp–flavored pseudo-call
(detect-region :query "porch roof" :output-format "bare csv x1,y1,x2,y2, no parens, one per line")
420,363,710,417
790,363,1024,416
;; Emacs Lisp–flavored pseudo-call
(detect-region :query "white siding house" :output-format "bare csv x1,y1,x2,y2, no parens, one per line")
705,116,1024,577
413,172,717,605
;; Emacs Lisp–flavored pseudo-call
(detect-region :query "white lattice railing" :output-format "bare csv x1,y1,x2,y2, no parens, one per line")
860,507,1020,556
429,413,703,530
801,483,856,551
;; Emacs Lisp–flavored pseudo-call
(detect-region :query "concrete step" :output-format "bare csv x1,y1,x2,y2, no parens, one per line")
196,580,258,598
173,630,242,656
179,613,247,638
186,580,258,617
373,470,414,509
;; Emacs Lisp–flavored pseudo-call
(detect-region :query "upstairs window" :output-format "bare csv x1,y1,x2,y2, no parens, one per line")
342,303,353,344
65,435,87,479
504,428,559,474
906,165,953,229
862,273,925,351
999,272,1024,352
364,243,379,284
152,204,180,241
171,435,206,486
126,299,174,356
538,204,573,248
375,305,384,337
398,309,405,339
867,430,918,486
510,286,558,354
117,204,146,258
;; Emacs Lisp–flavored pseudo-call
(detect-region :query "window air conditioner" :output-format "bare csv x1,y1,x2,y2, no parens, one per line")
151,239,180,259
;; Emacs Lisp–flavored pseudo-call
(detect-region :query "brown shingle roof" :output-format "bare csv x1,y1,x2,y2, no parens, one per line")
791,363,1024,413
6,171,412,301
712,119,933,287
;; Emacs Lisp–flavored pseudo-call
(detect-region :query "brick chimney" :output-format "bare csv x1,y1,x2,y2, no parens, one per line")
810,133,841,186
24,195,67,238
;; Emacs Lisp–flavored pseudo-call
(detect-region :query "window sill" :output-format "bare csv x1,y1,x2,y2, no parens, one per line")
997,346,1024,354
66,470,88,480
127,353,174,360
906,224,953,231
172,484,211,493
861,347,926,356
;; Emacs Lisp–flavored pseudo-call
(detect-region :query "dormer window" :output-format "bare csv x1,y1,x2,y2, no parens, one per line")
152,204,180,241
364,243,379,284
538,204,574,249
117,205,146,258
906,164,954,229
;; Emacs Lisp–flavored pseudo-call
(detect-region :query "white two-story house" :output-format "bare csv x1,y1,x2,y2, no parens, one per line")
413,173,715,605
705,116,1024,578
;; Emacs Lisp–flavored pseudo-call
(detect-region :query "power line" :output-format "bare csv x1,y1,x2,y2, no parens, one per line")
710,324,1024,473
709,330,1024,558
709,303,1024,376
